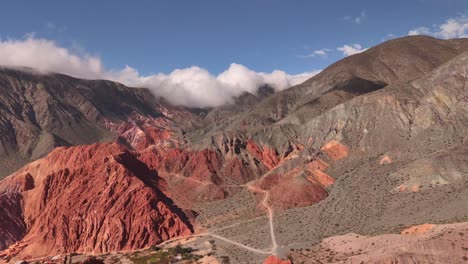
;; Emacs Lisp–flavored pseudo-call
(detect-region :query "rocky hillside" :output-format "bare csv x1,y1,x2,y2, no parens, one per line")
0,69,201,177
0,143,193,260
289,222,468,263
209,35,468,132
0,35,467,263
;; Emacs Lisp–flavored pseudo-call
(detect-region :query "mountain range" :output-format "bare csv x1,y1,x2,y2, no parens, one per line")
0,35,467,263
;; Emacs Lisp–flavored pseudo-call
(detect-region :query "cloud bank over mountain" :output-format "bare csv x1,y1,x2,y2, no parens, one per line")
337,44,367,56
112,63,319,107
408,14,468,38
0,36,319,107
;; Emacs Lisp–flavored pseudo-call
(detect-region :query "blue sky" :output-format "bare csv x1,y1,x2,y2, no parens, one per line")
0,0,467,107
1,0,467,75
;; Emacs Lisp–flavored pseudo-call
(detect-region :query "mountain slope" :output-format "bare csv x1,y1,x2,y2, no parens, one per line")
0,143,193,260
0,68,201,177
272,49,468,247
188,36,468,262
0,36,467,263
203,36,468,134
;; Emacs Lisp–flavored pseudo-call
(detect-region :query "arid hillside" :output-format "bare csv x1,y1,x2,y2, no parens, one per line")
0,36,467,263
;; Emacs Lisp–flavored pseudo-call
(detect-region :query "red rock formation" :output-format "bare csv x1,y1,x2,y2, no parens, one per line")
180,149,223,184
220,157,255,183
256,170,329,209
139,147,223,185
263,255,292,264
305,158,329,171
0,242,27,260
320,140,349,161
246,139,280,170
306,169,335,187
105,115,183,152
138,147,226,204
401,224,435,235
0,143,192,260
149,148,191,173
379,155,393,165
304,157,334,187
0,193,25,251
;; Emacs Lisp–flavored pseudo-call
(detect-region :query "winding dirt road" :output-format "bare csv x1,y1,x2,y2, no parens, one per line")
246,184,279,255
159,181,280,256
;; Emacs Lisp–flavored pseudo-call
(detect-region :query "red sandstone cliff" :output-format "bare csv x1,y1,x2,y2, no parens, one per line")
0,143,192,260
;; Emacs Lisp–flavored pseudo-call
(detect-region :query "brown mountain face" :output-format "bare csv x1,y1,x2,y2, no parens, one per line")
1,36,468,262
289,222,468,263
206,36,468,131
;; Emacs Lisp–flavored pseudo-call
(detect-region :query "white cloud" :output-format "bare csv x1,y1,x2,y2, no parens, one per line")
46,22,56,30
355,11,366,24
337,44,367,56
112,64,320,107
313,50,327,56
0,36,319,107
344,11,366,24
408,26,431,36
408,14,468,38
437,16,468,38
299,48,331,58
0,36,104,79
287,71,320,86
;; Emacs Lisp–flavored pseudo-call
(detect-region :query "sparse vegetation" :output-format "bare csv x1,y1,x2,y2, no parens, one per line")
220,255,230,264
128,245,200,264
81,257,104,264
